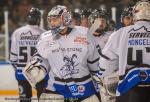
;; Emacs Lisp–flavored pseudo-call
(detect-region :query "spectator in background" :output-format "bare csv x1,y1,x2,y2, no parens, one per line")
13,0,32,27
0,0,19,34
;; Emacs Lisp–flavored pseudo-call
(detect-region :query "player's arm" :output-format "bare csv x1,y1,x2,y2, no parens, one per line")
99,30,121,77
87,33,100,73
96,31,121,101
23,53,50,88
9,31,18,70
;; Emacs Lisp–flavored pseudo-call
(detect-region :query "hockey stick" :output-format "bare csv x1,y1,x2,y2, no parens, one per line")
88,19,100,35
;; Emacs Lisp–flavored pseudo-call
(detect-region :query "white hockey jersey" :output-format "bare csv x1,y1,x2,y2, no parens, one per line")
10,25,45,80
36,26,100,98
93,31,113,93
99,21,150,96
95,31,112,49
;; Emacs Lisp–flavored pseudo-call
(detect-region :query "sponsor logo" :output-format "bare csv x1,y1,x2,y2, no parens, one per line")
20,31,39,40
128,26,150,46
139,70,148,81
74,36,89,45
78,85,85,93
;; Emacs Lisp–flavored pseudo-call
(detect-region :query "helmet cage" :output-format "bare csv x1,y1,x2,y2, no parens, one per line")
47,5,72,33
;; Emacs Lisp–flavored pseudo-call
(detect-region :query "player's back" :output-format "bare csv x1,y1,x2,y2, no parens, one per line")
111,21,150,96
113,21,150,71
100,20,150,96
108,21,150,75
10,25,45,73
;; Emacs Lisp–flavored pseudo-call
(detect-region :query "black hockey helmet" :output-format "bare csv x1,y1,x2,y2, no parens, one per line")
80,9,92,18
88,9,109,24
121,7,133,22
72,9,81,25
128,0,140,6
27,7,41,25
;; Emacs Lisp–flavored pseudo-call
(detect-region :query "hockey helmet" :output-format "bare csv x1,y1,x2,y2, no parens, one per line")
132,0,150,21
47,5,72,32
27,7,41,25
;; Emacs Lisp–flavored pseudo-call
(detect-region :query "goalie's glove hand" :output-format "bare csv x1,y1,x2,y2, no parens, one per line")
23,60,47,88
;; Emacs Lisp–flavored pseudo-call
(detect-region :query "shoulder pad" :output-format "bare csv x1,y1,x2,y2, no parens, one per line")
36,30,54,58
75,26,88,31
105,31,113,35
40,30,53,40
74,26,88,35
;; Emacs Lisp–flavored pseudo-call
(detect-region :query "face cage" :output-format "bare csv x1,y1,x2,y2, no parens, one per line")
47,15,64,32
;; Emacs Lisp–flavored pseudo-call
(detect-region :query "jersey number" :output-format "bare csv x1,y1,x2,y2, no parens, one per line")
19,46,36,63
127,47,150,65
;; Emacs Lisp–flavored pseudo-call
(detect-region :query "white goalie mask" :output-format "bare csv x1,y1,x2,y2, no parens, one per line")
132,0,150,22
47,5,72,33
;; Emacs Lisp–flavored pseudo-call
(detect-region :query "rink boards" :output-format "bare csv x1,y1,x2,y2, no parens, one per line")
0,64,37,96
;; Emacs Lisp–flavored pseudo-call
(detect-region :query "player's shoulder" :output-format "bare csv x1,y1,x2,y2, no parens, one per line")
105,31,113,36
74,26,88,30
73,26,88,34
31,25,46,32
120,25,134,31
12,26,27,36
12,25,27,35
40,30,53,40
109,25,133,41
113,25,132,35
40,28,46,32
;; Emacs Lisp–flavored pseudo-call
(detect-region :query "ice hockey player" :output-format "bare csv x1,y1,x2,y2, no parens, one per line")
99,1,150,102
9,7,46,102
23,5,101,102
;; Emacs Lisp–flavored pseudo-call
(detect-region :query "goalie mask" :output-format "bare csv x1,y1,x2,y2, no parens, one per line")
47,5,72,33
132,0,150,22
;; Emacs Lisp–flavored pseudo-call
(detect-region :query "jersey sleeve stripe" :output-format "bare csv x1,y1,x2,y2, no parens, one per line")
10,60,17,63
16,64,26,67
32,53,42,57
100,68,105,71
87,58,99,64
10,52,17,56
